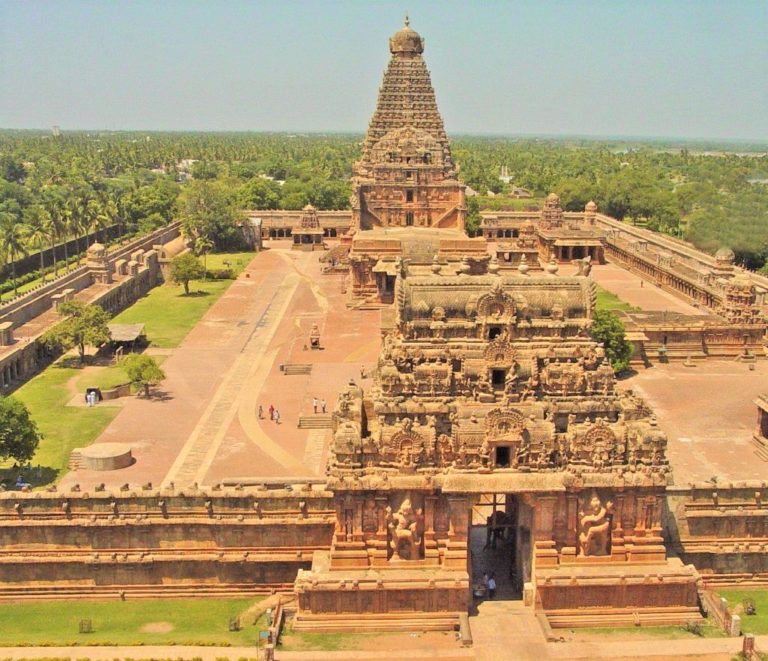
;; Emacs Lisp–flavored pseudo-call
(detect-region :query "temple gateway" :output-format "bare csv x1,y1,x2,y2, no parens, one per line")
293,20,701,631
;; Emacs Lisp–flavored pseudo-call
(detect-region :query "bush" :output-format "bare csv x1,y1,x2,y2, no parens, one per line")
205,268,235,280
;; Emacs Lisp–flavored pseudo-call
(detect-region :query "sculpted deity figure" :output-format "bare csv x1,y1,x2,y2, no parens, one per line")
386,499,424,560
578,492,613,557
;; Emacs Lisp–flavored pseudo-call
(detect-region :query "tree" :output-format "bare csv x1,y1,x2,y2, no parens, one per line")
43,301,111,364
0,200,29,297
194,236,214,277
170,252,206,295
0,397,41,465
122,354,166,397
590,310,633,374
465,197,482,236
24,204,52,281
177,180,242,250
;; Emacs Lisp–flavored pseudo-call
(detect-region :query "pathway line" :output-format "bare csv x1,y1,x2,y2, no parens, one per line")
163,271,303,487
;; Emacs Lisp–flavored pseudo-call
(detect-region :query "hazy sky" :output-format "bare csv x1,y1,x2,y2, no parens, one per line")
1,0,766,140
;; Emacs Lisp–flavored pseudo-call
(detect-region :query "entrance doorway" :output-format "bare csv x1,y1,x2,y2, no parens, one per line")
470,494,532,602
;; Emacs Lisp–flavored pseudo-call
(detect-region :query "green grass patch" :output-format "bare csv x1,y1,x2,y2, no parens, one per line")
74,355,167,394
5,360,120,484
577,622,725,639
595,285,639,313
716,589,768,635
0,597,266,646
75,364,130,392
111,251,254,348
279,628,379,651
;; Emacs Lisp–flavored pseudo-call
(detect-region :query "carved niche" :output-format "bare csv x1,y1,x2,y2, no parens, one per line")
485,407,531,468
572,419,618,470
476,283,516,322
384,419,426,467
578,491,613,557
484,338,516,367
385,494,425,561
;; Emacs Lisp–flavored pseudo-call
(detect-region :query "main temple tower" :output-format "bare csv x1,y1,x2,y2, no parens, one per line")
351,18,466,232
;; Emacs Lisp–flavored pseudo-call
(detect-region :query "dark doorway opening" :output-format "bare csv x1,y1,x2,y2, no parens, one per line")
495,446,510,467
491,369,506,390
488,326,502,340
470,494,531,603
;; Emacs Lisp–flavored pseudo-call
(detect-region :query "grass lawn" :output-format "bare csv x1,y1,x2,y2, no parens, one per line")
4,360,121,484
279,628,380,651
596,285,639,313
717,589,768,634
74,355,167,393
0,597,266,646
576,622,725,639
111,251,254,348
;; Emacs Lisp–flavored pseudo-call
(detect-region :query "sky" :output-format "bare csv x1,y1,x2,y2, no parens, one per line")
0,0,766,141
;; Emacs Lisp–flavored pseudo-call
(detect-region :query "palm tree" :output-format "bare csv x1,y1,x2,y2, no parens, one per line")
95,192,118,244
24,205,52,282
66,194,86,264
0,203,30,298
43,188,67,277
195,236,215,278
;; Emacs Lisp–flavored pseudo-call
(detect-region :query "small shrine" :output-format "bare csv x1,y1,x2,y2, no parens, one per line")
292,205,326,251
85,242,113,284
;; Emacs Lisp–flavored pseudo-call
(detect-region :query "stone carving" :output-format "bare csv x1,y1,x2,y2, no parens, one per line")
386,498,424,560
579,492,613,557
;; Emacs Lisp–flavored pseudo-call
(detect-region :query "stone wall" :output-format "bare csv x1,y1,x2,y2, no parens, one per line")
0,225,181,392
0,223,181,328
666,483,768,586
0,489,335,598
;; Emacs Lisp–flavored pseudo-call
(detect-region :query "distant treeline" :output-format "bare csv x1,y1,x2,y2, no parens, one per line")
1,131,767,272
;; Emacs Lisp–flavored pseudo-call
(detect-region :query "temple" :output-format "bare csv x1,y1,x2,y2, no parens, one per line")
351,18,466,233
295,252,699,630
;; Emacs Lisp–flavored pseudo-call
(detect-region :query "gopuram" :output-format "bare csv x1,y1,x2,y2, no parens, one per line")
294,255,699,629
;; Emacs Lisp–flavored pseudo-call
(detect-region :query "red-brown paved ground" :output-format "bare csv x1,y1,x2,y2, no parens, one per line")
622,360,768,483
561,262,701,314
61,242,380,490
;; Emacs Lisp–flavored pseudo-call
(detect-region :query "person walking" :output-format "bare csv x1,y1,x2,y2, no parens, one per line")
313,397,318,414
487,573,497,599
274,409,281,425
258,404,264,419
321,399,326,413
269,404,275,420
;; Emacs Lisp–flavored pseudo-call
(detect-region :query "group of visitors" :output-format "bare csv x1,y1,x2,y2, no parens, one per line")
258,404,281,424
312,397,327,414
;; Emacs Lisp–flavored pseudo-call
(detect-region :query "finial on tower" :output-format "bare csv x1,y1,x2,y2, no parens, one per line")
405,14,410,26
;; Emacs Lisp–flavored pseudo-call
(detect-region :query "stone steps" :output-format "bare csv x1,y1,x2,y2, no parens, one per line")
298,415,333,429
68,449,83,471
282,363,313,376
293,611,461,632
751,436,768,462
0,582,295,601
545,606,703,629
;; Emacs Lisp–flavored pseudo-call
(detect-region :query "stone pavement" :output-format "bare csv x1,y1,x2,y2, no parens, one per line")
61,244,382,490
624,360,768,482
561,262,701,314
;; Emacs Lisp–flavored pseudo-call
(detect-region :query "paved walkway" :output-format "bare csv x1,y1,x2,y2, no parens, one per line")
0,630,756,660
561,262,702,314
624,360,768,482
61,245,381,489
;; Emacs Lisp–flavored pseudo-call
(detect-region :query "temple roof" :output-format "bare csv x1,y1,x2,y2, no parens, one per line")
357,19,455,176
389,17,424,55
